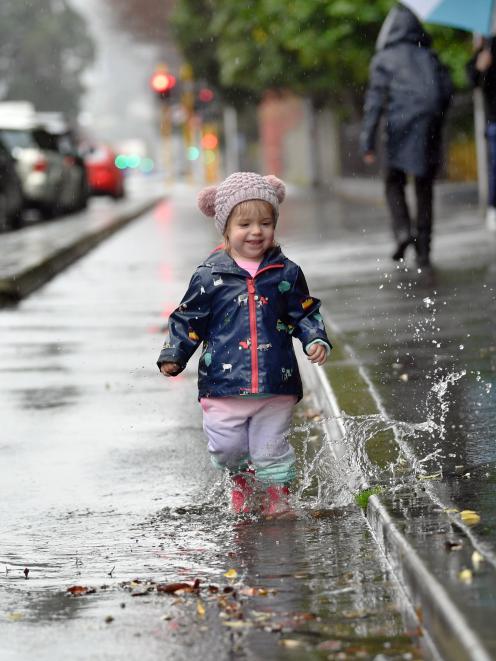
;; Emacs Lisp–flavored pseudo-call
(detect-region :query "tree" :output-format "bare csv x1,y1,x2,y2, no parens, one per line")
0,0,95,118
170,0,256,108
171,0,472,114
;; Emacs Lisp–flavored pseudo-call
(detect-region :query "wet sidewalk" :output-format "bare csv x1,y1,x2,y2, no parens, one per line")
0,189,428,660
280,183,496,658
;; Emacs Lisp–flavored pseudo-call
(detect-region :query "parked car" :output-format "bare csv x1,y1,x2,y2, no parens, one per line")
37,112,89,212
0,136,24,231
0,103,88,218
84,144,125,199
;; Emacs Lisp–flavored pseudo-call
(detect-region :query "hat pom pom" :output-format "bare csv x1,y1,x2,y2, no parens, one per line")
197,186,217,217
264,175,285,203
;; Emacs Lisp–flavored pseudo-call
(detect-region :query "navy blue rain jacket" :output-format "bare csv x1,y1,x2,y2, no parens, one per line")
157,246,332,400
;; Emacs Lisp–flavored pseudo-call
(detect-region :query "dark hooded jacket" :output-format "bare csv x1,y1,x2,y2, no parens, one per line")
157,246,331,401
360,4,453,177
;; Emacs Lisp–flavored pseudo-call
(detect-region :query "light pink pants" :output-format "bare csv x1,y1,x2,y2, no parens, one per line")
200,395,297,485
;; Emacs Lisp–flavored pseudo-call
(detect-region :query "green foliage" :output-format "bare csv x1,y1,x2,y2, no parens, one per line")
0,0,95,117
429,26,473,90
170,0,257,107
171,0,473,108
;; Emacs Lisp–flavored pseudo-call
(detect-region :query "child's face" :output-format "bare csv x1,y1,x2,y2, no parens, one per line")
225,201,275,261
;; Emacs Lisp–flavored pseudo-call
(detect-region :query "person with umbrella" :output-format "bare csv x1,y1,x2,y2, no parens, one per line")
360,3,453,269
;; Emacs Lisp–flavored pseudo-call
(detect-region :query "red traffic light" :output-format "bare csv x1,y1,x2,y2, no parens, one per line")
198,88,214,103
150,72,176,94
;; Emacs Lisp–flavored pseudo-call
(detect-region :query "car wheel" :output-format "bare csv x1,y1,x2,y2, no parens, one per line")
78,182,89,210
40,204,55,220
7,185,24,230
8,208,23,230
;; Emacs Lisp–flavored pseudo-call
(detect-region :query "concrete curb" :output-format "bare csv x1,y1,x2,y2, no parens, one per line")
0,197,162,303
331,177,479,208
298,352,492,661
367,496,492,661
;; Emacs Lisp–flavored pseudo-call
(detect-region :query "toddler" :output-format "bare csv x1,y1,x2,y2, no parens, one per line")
157,172,331,515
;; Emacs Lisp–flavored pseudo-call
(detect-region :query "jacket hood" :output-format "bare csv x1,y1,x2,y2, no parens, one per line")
376,4,432,51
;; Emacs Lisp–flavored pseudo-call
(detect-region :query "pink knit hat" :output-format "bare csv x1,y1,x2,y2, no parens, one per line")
197,172,286,234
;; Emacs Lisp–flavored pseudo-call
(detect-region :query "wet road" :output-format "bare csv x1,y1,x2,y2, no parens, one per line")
0,190,425,660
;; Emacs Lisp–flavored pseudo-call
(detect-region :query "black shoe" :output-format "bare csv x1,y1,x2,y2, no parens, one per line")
392,237,413,261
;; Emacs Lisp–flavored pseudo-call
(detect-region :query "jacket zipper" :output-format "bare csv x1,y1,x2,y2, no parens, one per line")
246,264,284,393
246,278,258,393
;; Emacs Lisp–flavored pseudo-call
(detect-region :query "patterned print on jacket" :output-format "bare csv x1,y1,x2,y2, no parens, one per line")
157,246,332,401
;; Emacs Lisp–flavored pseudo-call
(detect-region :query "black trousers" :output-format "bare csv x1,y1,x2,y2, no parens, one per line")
385,168,434,260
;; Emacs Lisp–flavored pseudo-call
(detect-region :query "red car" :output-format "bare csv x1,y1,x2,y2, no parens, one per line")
84,144,125,199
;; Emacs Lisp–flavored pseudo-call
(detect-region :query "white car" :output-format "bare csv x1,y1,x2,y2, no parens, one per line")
0,103,86,218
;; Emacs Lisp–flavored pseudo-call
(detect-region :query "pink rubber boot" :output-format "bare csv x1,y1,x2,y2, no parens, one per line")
262,485,291,516
231,472,254,513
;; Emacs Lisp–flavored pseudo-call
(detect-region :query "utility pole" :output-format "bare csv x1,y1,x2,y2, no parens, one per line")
150,65,177,183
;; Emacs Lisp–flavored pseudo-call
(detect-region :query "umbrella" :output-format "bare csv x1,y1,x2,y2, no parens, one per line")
401,0,495,35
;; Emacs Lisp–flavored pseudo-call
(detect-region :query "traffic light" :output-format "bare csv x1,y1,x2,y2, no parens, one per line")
194,85,217,120
150,69,176,100
198,87,214,103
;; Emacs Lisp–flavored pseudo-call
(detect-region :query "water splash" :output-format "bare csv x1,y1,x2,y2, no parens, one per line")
292,369,467,509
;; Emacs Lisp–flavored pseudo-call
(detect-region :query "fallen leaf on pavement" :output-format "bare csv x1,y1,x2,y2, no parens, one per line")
472,551,484,570
250,610,273,620
239,587,258,596
196,601,206,618
6,612,24,621
222,620,252,629
444,540,463,552
156,580,200,594
67,585,95,596
156,582,191,593
460,510,481,525
279,639,304,649
224,569,238,580
458,569,473,584
239,586,275,597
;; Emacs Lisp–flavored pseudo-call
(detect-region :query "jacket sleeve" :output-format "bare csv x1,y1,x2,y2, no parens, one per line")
156,270,210,372
360,53,391,154
285,267,332,354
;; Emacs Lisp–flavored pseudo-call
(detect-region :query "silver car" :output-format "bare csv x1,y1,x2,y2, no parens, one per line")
0,120,66,219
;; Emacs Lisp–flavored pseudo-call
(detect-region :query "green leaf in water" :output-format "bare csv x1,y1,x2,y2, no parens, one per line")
355,486,382,509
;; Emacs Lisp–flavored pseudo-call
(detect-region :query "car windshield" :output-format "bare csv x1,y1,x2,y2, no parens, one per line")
0,129,35,150
0,128,59,152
